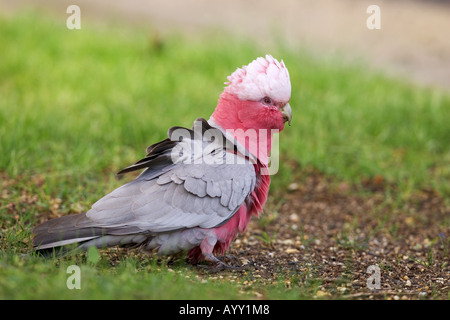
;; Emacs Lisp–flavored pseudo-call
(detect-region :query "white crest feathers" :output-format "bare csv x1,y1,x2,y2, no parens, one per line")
224,55,291,103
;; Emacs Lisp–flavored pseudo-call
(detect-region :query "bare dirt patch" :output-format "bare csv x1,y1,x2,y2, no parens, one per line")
207,168,450,299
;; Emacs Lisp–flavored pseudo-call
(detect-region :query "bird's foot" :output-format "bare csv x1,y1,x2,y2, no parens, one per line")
197,253,244,272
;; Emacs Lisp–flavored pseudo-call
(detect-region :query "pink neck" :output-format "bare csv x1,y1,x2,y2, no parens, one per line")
210,92,274,165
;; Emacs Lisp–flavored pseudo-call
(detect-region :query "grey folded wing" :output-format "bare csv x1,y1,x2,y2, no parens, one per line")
86,118,257,234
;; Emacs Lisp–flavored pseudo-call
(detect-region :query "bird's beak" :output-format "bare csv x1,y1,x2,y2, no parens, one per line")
281,103,292,126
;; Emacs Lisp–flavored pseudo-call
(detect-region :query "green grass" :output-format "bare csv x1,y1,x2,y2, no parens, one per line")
0,11,449,299
0,252,250,299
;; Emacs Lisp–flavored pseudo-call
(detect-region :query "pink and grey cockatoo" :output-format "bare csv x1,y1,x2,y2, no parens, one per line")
33,55,292,267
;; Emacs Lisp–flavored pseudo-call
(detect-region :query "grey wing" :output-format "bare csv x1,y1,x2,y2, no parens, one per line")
85,155,256,233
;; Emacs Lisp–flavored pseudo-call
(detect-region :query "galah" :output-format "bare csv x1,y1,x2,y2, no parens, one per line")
33,55,292,267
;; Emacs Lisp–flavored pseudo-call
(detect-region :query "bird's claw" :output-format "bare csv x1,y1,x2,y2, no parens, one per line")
197,253,245,272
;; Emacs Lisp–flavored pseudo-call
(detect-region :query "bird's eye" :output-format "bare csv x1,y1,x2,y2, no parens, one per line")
261,96,273,105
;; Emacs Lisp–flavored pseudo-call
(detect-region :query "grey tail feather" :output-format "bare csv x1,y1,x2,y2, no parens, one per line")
33,213,151,256
33,213,105,252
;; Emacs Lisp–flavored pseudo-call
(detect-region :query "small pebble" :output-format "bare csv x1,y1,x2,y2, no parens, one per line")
288,182,299,191
315,290,327,297
289,213,300,222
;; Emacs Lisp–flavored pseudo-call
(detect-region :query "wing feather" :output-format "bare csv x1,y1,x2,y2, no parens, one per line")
84,118,256,234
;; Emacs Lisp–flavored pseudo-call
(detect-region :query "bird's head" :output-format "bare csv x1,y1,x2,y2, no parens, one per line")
211,55,292,133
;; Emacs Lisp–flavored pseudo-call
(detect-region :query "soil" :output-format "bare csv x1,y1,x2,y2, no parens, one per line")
203,167,450,299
